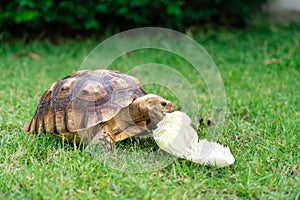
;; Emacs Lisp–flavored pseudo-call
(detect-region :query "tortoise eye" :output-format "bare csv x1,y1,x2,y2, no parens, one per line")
161,101,167,107
146,119,151,125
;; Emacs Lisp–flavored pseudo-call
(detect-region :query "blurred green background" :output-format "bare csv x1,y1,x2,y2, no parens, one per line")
1,0,268,38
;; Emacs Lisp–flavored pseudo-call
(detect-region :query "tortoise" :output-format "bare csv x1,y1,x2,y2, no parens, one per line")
24,69,173,151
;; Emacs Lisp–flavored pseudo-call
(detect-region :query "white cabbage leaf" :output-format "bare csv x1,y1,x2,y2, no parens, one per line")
153,111,235,167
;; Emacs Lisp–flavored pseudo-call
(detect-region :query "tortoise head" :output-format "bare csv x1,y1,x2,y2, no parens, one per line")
131,94,173,130
133,94,173,114
147,94,173,114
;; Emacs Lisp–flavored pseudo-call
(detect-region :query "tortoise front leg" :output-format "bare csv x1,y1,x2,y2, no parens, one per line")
86,122,151,153
114,124,151,142
86,130,115,153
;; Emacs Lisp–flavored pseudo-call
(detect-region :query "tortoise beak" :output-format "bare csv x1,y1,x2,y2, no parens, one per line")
166,101,174,113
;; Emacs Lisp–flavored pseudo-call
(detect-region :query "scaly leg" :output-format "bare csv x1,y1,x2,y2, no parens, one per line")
114,124,151,142
85,130,115,154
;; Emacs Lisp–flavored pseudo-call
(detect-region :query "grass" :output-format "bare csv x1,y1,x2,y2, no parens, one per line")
0,25,299,199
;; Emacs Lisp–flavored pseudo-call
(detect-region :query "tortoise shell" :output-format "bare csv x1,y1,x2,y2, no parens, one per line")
24,70,146,136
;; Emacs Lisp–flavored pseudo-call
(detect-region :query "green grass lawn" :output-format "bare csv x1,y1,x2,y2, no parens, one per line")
0,25,299,199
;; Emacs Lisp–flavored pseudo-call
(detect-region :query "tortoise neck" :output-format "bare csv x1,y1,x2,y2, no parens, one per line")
128,101,148,122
